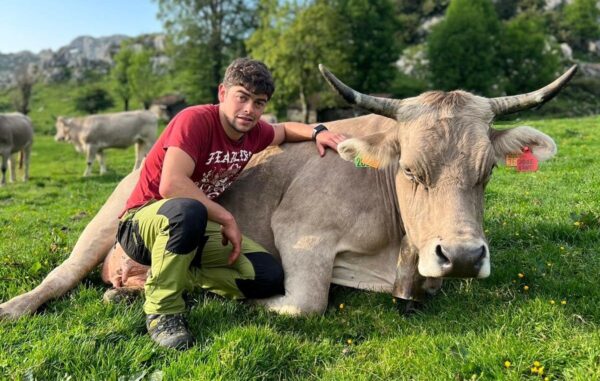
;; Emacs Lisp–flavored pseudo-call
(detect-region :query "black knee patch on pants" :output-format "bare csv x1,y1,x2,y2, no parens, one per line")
157,198,208,255
117,219,152,265
235,252,285,299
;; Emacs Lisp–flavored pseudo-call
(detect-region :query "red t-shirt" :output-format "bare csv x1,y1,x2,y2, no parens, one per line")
122,104,274,214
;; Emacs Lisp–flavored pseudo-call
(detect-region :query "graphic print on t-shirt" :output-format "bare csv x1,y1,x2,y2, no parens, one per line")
196,149,253,199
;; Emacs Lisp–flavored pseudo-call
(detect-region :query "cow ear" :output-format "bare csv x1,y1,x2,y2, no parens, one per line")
490,126,557,163
337,128,399,168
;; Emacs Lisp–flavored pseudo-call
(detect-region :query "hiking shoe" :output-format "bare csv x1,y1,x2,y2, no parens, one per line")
146,313,195,350
102,287,142,304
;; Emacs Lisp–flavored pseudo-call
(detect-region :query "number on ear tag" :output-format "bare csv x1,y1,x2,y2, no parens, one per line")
516,147,538,172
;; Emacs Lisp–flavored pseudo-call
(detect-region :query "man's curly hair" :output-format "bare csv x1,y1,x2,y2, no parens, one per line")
223,58,275,100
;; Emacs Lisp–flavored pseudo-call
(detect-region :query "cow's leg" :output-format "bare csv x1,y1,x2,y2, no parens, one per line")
0,170,140,319
133,141,149,171
22,144,31,182
83,144,97,176
96,150,107,175
0,152,7,186
257,233,336,315
8,153,17,183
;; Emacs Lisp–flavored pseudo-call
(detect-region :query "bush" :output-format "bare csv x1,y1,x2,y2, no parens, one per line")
75,87,114,114
498,12,561,95
427,0,502,95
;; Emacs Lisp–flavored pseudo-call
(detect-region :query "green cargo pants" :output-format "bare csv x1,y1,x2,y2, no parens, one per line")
117,198,285,315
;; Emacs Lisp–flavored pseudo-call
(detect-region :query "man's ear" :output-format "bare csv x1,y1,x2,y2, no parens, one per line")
217,84,226,103
337,127,399,168
490,126,557,163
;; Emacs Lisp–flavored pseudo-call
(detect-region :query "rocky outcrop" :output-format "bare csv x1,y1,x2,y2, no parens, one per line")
0,34,168,88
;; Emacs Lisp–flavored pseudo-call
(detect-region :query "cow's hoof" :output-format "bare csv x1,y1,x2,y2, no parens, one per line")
103,287,142,304
395,298,424,316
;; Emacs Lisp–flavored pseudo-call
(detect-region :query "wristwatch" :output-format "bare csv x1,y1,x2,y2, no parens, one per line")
311,124,328,140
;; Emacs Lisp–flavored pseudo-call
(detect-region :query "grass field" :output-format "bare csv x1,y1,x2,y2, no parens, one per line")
0,115,599,380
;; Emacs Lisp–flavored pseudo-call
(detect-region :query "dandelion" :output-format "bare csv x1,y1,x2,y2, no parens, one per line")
544,377,550,381
347,339,352,345
523,285,529,291
561,300,567,305
538,366,545,376
550,300,555,305
531,367,539,374
504,360,511,368
339,303,345,310
533,361,541,367
574,221,581,227
560,246,565,251
518,273,525,278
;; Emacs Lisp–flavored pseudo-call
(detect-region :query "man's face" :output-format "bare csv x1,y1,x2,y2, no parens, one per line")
218,84,269,137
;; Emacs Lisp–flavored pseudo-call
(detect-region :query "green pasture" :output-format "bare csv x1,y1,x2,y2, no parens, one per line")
0,116,599,380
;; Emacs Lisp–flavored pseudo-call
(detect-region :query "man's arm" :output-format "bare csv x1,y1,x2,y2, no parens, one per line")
271,122,347,156
160,146,242,265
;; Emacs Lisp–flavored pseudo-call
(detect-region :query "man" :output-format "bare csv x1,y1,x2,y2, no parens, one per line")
115,58,346,349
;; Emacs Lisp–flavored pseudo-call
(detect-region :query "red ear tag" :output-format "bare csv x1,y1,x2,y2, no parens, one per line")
516,147,538,172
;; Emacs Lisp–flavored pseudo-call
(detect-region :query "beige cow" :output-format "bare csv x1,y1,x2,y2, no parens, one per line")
0,112,34,186
55,110,157,176
0,65,576,319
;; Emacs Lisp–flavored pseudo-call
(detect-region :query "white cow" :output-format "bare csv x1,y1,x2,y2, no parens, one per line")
55,110,158,176
0,112,34,186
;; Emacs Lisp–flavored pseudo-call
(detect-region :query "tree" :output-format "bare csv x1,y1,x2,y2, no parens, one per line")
157,0,258,104
248,0,351,122
129,49,163,109
75,87,114,114
329,0,400,94
499,12,560,95
112,44,134,111
427,0,502,95
561,0,600,52
12,65,37,115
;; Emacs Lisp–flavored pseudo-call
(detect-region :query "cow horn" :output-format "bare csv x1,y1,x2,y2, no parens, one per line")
319,64,401,120
490,65,578,115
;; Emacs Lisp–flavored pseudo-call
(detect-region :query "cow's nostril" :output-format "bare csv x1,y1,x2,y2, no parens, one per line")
477,245,486,262
435,245,451,266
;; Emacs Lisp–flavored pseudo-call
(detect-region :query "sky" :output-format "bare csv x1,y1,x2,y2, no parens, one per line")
0,0,164,54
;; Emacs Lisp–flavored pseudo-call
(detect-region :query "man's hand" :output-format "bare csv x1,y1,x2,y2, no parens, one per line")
316,131,347,157
220,219,242,265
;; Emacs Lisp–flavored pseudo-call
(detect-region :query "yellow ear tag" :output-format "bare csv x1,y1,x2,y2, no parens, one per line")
354,155,380,169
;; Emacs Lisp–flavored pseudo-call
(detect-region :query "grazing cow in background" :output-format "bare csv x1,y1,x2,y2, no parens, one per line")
55,110,158,176
0,65,576,319
0,112,34,186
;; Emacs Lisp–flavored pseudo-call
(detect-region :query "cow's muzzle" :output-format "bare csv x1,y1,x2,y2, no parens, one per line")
418,239,490,278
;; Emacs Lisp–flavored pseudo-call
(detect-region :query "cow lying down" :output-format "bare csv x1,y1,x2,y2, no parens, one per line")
0,65,577,319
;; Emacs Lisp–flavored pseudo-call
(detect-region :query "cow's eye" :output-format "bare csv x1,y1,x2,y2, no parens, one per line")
403,168,417,182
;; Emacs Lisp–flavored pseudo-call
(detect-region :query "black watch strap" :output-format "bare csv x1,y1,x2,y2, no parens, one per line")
311,124,328,140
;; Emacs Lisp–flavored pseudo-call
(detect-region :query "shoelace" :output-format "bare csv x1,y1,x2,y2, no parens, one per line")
156,315,187,334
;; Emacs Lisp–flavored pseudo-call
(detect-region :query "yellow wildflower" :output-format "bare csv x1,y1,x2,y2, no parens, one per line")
550,300,555,305
339,303,345,310
533,361,541,367
538,366,545,375
347,339,352,345
523,285,529,291
561,300,567,305
518,273,525,278
531,366,539,374
574,221,581,227
504,361,511,368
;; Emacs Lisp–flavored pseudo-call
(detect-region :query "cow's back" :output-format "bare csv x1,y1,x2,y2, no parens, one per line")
219,114,403,291
0,113,34,153
80,111,157,148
